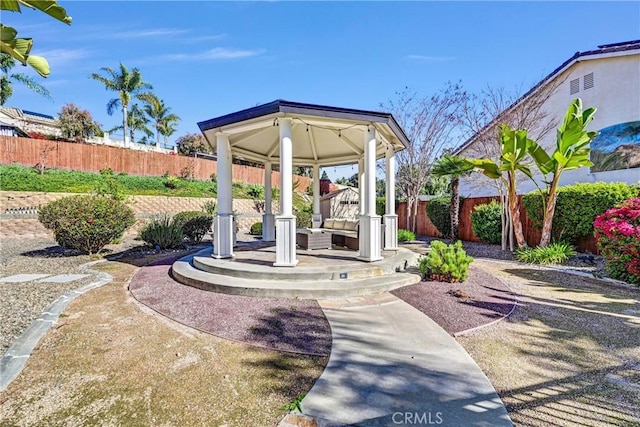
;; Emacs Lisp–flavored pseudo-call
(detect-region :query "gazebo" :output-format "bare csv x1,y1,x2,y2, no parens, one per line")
197,100,409,267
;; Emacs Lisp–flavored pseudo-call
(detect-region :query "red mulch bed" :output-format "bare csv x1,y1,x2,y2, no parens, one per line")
128,256,331,356
392,265,516,335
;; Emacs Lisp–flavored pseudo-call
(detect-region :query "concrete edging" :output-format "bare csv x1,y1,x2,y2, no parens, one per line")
0,260,113,392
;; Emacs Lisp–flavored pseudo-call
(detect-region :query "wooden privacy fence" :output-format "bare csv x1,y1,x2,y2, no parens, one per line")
398,196,598,253
0,136,312,190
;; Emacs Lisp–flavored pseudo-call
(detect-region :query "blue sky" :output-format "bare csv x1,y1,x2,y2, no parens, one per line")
4,1,640,180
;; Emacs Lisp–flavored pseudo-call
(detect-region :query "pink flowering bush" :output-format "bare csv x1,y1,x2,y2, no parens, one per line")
594,197,640,285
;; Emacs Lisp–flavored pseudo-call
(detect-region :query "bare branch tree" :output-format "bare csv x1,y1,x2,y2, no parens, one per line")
458,77,565,250
381,82,467,233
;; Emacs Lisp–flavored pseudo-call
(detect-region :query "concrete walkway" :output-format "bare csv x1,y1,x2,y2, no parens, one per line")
286,293,512,427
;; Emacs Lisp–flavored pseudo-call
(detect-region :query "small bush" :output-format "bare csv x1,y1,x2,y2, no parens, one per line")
172,211,213,243
139,215,184,249
295,210,312,228
250,222,263,235
246,184,264,200
397,229,416,242
39,195,135,254
471,200,502,244
515,243,577,265
419,240,473,282
425,196,463,238
201,200,217,215
522,182,638,245
594,197,640,285
164,176,180,189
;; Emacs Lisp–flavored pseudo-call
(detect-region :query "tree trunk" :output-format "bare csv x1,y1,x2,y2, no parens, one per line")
122,107,128,147
507,172,527,248
450,177,460,241
500,194,508,251
156,124,161,147
539,173,561,247
406,198,412,235
411,197,420,234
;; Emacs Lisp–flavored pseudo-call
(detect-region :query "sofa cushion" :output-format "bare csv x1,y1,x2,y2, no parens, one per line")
344,219,359,231
323,218,335,229
333,219,346,230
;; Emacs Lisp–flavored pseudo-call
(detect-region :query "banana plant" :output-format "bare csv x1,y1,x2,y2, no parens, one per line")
466,124,536,248
527,98,598,247
0,0,72,77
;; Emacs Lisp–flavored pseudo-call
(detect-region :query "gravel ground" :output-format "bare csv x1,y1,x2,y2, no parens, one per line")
0,236,184,356
129,255,332,356
410,236,607,275
0,238,98,355
392,265,516,335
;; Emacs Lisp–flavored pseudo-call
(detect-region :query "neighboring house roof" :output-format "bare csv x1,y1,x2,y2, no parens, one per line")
320,186,358,201
0,107,59,127
453,40,640,155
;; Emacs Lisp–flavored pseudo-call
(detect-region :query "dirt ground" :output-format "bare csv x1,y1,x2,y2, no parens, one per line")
457,260,640,427
0,257,327,427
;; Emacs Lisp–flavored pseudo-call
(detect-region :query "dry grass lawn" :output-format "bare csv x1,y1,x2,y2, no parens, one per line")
0,258,327,427
457,260,640,427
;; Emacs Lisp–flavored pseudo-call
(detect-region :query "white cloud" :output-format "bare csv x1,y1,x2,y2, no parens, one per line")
111,28,189,39
164,47,265,61
35,48,91,63
404,55,455,62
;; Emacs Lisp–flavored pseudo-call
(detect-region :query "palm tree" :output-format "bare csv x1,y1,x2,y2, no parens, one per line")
89,63,152,144
137,93,181,147
432,154,473,241
0,53,52,105
108,103,153,143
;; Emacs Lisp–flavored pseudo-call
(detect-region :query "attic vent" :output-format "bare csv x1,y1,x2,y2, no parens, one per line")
570,78,580,95
584,72,594,90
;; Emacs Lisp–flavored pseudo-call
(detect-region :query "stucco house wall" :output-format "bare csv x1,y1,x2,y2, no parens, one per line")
457,41,640,197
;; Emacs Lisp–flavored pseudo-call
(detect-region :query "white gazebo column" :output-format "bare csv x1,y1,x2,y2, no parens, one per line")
262,162,275,241
358,127,382,262
212,133,234,258
384,144,398,250
358,158,365,216
312,165,322,228
274,118,298,266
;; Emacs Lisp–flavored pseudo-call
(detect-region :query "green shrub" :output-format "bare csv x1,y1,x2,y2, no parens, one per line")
397,229,416,242
139,215,184,249
419,240,473,282
594,197,640,285
201,200,217,215
471,200,502,244
246,184,264,200
425,196,464,238
296,210,312,228
522,182,638,245
164,176,180,189
38,195,135,254
250,222,263,235
376,197,385,216
515,243,577,265
172,211,213,244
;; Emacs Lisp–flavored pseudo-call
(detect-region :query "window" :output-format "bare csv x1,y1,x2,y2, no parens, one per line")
584,72,594,90
570,78,580,95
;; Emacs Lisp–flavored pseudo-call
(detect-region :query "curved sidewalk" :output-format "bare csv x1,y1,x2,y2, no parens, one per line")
289,294,513,427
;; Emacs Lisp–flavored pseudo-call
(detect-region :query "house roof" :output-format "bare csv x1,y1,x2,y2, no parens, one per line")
453,40,640,155
320,186,358,201
197,100,409,167
0,107,58,126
